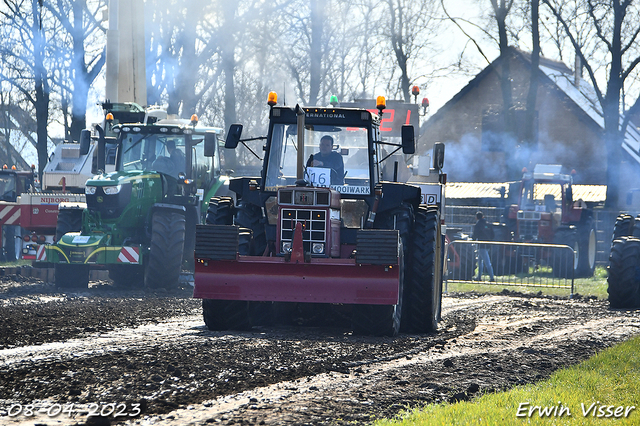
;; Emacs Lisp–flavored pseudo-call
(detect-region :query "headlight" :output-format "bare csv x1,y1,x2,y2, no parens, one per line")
103,185,122,195
312,242,324,254
282,241,292,253
85,186,96,195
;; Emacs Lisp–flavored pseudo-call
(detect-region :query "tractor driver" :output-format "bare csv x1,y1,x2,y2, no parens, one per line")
167,139,185,172
306,135,344,185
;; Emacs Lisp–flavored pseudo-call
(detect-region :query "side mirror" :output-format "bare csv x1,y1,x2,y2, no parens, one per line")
79,129,91,156
433,142,445,170
95,124,106,173
225,124,243,149
401,125,415,154
204,132,217,157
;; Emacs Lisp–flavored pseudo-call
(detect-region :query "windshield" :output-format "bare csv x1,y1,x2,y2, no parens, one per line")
265,123,371,195
119,132,188,179
520,181,563,214
0,173,16,201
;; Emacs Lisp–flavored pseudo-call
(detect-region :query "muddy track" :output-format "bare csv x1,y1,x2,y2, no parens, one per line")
0,275,639,425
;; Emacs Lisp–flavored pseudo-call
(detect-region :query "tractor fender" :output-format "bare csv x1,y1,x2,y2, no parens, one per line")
150,203,186,216
377,182,421,215
229,177,262,205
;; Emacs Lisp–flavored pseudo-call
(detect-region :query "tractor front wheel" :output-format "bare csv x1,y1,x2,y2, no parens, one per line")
607,237,640,309
55,207,83,241
352,242,404,337
406,206,441,333
202,299,251,331
144,210,185,289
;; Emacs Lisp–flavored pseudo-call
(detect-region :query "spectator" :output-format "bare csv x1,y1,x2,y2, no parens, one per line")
472,211,495,281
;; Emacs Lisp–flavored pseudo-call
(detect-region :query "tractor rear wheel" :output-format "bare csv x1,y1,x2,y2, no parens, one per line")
235,201,266,256
607,237,640,309
55,263,89,289
144,210,185,289
352,242,404,337
202,299,251,331
552,229,578,278
182,205,199,271
55,207,83,241
576,219,597,277
632,215,640,239
205,196,235,225
406,206,441,333
612,214,634,242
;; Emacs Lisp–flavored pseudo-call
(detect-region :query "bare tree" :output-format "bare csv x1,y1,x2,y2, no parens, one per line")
542,0,640,207
45,0,106,142
0,0,56,177
379,0,440,102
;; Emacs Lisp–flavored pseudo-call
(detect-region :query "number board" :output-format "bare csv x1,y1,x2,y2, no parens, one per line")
306,167,332,187
339,100,419,137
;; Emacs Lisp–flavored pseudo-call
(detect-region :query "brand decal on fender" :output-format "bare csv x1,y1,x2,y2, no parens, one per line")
39,197,73,203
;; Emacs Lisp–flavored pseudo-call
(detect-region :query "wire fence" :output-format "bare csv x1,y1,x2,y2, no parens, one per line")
444,206,619,267
445,240,575,297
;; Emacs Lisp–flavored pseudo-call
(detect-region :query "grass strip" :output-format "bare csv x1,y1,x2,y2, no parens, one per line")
376,335,640,425
445,266,609,300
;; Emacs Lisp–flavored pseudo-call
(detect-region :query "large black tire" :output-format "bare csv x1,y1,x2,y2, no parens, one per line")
576,219,597,277
406,206,441,333
238,227,252,255
607,237,640,309
552,228,578,279
205,196,235,225
235,201,267,256
55,263,89,289
612,214,634,243
182,205,199,271
55,207,83,242
144,210,185,289
632,215,640,239
374,204,413,333
202,299,251,331
2,225,17,261
352,242,404,337
109,264,144,288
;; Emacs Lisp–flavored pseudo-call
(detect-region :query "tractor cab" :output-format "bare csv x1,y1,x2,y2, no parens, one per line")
0,167,36,202
109,116,225,217
511,164,585,242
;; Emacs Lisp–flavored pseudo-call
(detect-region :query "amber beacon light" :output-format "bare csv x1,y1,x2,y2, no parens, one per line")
267,92,278,106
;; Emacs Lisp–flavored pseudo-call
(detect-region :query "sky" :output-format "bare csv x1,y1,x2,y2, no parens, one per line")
26,0,491,168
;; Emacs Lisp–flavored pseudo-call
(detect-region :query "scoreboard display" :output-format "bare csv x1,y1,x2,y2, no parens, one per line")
339,100,419,137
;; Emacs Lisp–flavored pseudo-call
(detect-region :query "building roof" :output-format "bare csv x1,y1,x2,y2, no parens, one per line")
446,181,607,203
423,47,640,168
446,182,511,199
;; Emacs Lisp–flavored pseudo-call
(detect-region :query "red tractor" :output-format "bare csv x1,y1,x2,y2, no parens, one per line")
193,94,446,336
494,164,596,278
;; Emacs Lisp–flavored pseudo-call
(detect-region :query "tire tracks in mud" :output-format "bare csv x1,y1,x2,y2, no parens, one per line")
1,292,639,425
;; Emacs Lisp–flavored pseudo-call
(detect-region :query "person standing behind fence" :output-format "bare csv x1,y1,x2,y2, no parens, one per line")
473,211,495,281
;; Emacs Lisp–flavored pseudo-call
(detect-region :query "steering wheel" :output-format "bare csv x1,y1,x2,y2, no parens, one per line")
152,156,176,176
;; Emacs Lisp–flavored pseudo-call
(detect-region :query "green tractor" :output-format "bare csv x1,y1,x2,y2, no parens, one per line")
36,116,228,289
